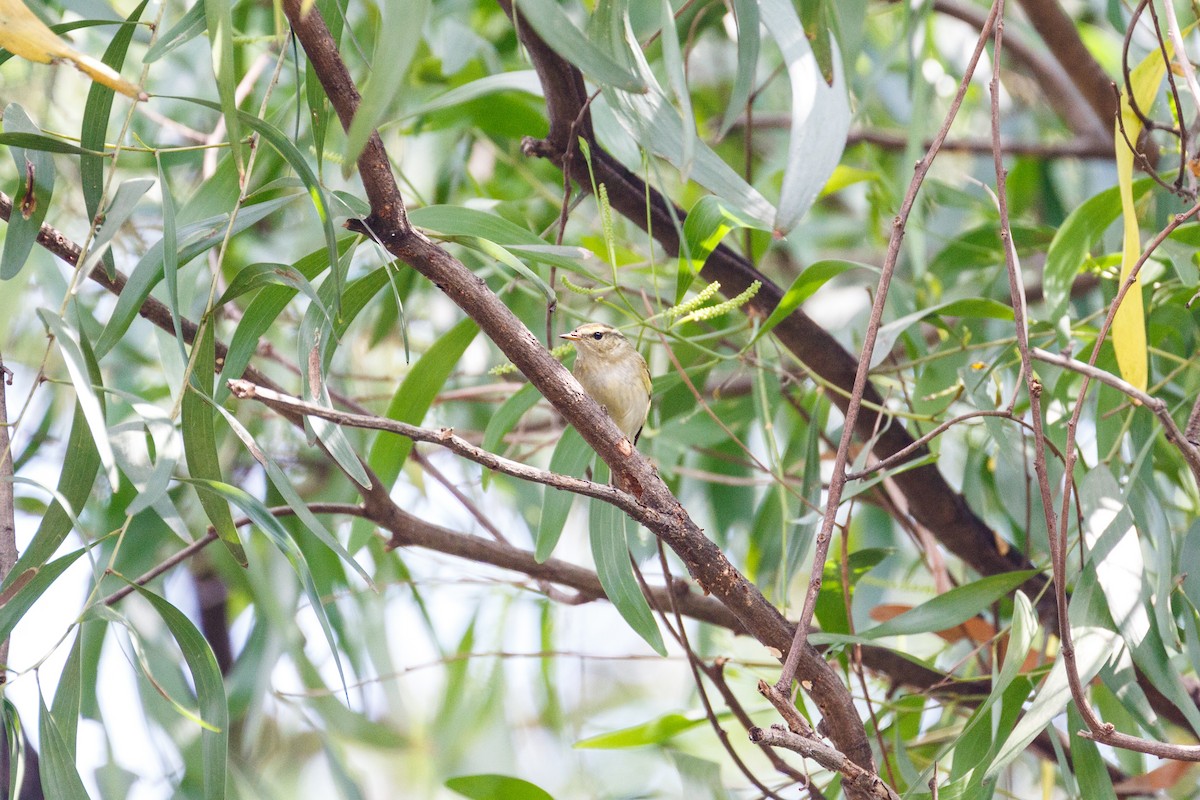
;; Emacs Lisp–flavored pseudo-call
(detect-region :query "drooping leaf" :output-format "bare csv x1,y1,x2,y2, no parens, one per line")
1,104,55,280
588,462,665,656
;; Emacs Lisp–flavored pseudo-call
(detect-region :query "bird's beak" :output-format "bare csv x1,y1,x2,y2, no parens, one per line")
560,331,579,341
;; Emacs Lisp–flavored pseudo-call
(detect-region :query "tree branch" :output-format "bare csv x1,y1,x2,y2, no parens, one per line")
282,0,880,790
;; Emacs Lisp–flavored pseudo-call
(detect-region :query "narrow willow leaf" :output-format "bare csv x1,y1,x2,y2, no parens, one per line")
512,0,645,92
38,310,118,487
759,0,850,234
1,104,55,280
182,316,248,565
37,694,90,800
409,205,594,274
535,427,593,562
216,262,329,310
49,627,88,758
675,195,771,300
145,1,207,62
588,462,666,655
80,1,147,279
863,570,1037,640
0,549,87,642
3,403,98,584
130,585,229,800
204,0,243,173
78,177,155,274
1111,45,1166,391
157,156,184,348
216,239,353,401
1042,178,1154,321
394,71,543,122
716,0,760,138
0,133,100,156
480,382,542,489
575,712,705,748
94,197,294,358
345,0,430,165
870,297,1014,369
590,2,773,225
445,774,555,800
208,403,373,587
755,260,873,341
185,478,351,701
451,235,556,303
658,0,694,180
366,317,479,485
1067,704,1118,800
985,627,1119,780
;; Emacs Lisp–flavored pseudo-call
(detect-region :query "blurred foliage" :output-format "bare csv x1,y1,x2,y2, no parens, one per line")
2,0,1200,798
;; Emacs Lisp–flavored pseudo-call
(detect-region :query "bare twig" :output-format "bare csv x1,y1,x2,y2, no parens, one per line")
0,359,16,683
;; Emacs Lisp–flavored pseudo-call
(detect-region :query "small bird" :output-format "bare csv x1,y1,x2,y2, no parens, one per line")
560,322,652,445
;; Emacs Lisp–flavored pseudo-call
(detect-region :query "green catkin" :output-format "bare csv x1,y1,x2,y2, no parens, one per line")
677,281,761,325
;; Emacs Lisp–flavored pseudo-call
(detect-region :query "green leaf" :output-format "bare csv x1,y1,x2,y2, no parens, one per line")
511,0,646,92
871,297,1015,368
367,317,480,485
446,774,555,800
345,0,430,165
1067,704,1117,800
37,693,90,800
0,549,87,642
409,205,594,274
986,627,1119,780
575,712,705,748
216,239,354,402
204,0,244,173
130,584,229,800
94,197,294,358
756,259,874,342
589,463,665,656
0,133,102,156
716,0,760,138
676,195,772,300
1,104,55,280
216,262,330,310
863,570,1038,640
448,235,556,302
760,0,849,234
395,72,543,122
185,478,351,701
80,1,147,279
167,97,342,306
3,404,99,585
209,403,373,587
481,382,543,488
535,427,593,562
145,1,207,62
658,0,694,180
1042,178,1154,319
182,316,248,565
79,177,156,275
38,310,118,488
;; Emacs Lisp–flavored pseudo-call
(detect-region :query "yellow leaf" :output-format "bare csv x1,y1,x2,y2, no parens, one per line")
0,0,145,100
1111,50,1166,392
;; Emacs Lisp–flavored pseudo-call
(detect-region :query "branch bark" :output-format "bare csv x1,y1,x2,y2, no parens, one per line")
498,0,1051,619
283,0,880,788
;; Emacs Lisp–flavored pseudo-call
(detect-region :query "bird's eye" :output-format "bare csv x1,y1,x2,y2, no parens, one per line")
592,331,604,340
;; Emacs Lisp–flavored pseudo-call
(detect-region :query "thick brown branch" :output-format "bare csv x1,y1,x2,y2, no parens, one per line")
1014,0,1117,134
284,0,878,785
501,0,1049,619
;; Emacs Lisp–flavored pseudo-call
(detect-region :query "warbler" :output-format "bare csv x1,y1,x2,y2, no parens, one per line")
560,322,652,445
